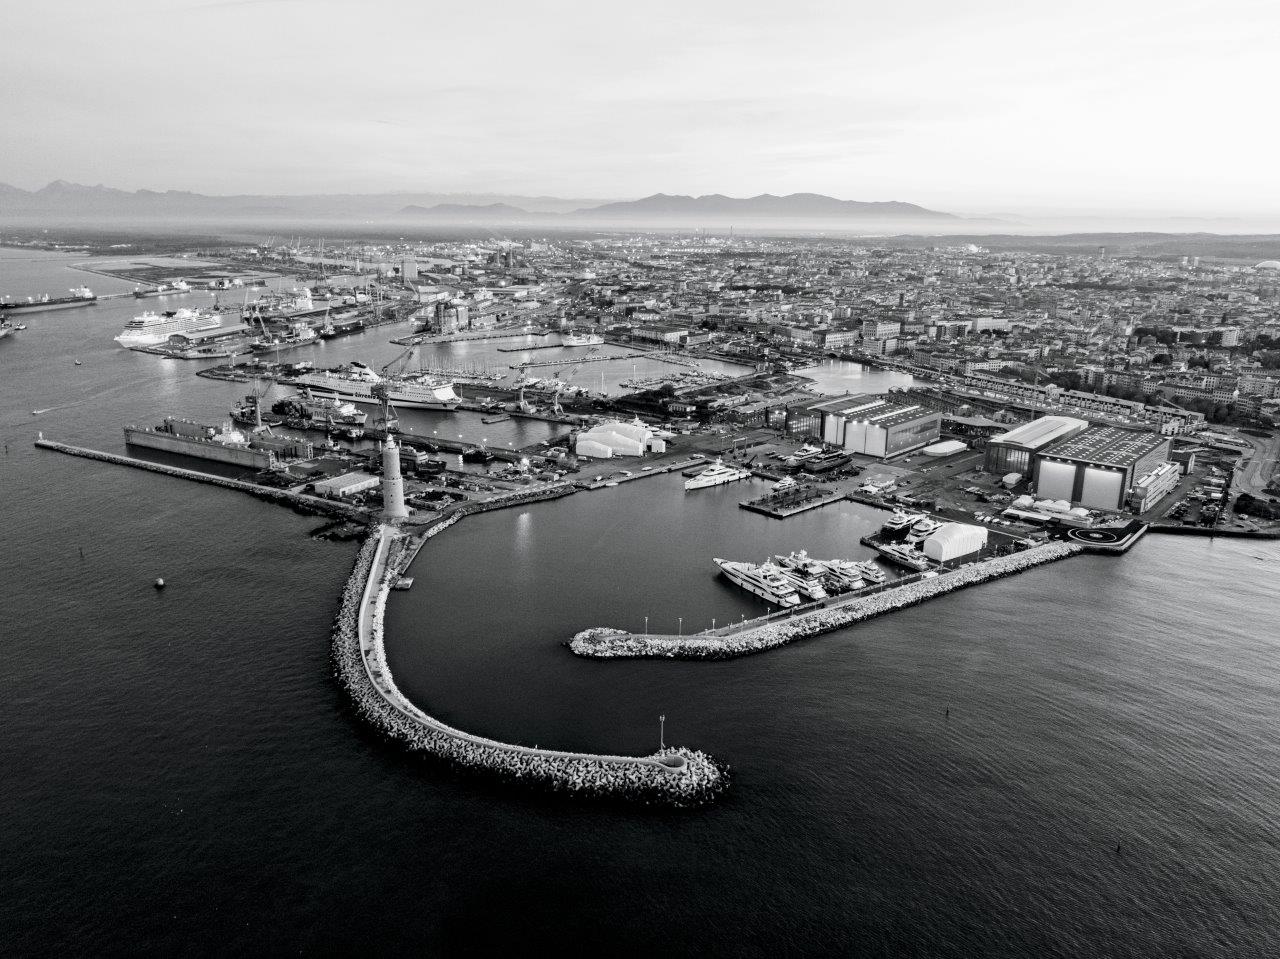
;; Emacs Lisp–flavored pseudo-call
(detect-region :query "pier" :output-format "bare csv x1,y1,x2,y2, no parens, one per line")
332,524,729,805
34,438,366,520
739,485,846,519
570,541,1084,660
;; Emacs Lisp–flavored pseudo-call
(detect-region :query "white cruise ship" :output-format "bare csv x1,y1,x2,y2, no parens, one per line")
290,361,460,411
714,559,801,607
685,458,752,491
114,307,222,347
561,330,604,347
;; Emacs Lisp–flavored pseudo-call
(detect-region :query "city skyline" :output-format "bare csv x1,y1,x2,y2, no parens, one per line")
3,0,1279,219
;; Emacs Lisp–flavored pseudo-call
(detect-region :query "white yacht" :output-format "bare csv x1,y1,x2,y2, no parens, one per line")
685,458,752,491
772,475,799,492
770,552,830,600
290,361,460,411
115,307,221,347
851,559,888,584
905,517,944,544
714,559,801,607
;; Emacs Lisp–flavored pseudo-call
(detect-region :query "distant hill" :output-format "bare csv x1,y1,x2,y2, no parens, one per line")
399,202,531,218
574,192,958,221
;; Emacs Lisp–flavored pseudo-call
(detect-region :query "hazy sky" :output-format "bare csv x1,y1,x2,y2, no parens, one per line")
3,0,1277,216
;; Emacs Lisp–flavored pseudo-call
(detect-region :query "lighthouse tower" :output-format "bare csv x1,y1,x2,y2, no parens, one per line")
381,436,409,520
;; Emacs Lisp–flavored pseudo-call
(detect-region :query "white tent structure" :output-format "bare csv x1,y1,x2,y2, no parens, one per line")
573,419,666,459
922,522,988,562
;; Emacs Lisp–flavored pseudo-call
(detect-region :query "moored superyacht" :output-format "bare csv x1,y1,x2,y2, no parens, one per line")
714,558,802,607
289,361,461,411
685,458,752,491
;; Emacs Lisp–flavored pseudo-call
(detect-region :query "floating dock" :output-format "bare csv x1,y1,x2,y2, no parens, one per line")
739,486,846,519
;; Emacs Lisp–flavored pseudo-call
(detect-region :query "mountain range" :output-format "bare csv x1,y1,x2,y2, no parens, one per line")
0,181,962,227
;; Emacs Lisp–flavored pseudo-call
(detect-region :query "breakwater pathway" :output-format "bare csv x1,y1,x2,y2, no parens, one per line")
571,542,1084,660
332,523,729,806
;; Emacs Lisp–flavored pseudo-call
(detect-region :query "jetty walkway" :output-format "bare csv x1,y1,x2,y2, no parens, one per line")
570,541,1084,660
332,523,728,805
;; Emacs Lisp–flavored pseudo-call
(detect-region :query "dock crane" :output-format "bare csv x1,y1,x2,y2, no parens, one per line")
372,382,399,433
512,361,536,413
549,347,600,415
380,341,420,378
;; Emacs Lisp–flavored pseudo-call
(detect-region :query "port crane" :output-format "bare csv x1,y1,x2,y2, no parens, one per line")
372,382,399,433
549,347,600,415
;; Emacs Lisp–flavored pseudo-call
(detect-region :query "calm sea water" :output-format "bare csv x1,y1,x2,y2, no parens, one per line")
3,248,1280,956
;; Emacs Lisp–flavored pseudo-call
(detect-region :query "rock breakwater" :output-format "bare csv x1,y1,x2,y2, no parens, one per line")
570,542,1085,660
331,525,729,806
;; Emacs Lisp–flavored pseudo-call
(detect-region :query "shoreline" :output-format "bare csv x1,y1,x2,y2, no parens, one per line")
570,541,1084,660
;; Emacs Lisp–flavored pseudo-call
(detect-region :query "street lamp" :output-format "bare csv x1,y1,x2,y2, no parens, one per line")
678,616,682,636
644,615,649,635
659,714,665,750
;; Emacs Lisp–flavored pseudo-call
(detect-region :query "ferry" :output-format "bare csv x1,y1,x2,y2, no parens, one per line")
1,286,96,315
115,307,221,347
561,330,604,347
685,458,752,491
290,362,460,411
714,559,801,607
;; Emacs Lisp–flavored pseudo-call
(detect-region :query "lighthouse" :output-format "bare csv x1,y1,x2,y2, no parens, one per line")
381,436,409,520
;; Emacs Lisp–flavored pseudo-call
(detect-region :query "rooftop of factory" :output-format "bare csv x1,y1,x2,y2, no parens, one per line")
801,392,938,428
989,415,1090,450
1040,424,1167,468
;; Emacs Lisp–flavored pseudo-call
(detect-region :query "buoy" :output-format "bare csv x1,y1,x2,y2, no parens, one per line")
154,578,166,589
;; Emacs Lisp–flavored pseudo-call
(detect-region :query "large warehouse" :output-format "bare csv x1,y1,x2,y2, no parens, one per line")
984,415,1089,475
1033,425,1171,511
784,394,941,458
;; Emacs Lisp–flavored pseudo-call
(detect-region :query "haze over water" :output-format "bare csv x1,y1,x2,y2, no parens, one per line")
3,251,1279,956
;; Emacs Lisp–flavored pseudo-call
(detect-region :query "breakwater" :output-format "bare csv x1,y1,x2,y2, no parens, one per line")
570,542,1084,661
34,439,366,521
331,524,729,806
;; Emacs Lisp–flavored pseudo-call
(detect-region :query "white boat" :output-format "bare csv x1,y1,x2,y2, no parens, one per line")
776,550,864,593
851,559,887,584
685,458,752,491
114,307,222,347
290,361,460,411
772,475,799,492
905,517,943,544
770,552,830,600
882,509,925,537
561,330,604,347
714,559,801,607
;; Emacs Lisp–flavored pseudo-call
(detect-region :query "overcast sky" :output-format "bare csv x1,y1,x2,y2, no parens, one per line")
2,0,1277,216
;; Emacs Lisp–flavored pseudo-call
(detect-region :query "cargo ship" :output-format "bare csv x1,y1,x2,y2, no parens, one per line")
1,286,96,315
289,362,460,411
124,417,313,469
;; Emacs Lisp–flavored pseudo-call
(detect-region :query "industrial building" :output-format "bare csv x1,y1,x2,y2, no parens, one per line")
1127,461,1182,512
983,415,1089,476
1033,425,1172,511
782,394,940,458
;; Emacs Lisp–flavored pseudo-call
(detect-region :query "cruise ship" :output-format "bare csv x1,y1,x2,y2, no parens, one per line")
685,458,752,491
289,362,461,411
115,307,221,347
714,559,801,607
561,330,604,347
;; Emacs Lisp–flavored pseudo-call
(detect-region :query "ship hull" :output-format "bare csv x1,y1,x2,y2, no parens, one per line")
1,298,96,315
714,559,800,607
124,426,274,469
301,381,460,411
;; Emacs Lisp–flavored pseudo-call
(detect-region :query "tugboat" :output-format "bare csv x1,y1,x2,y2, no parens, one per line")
461,446,496,464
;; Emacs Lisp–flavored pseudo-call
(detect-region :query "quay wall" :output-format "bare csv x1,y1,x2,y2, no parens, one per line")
331,524,729,806
570,542,1084,661
34,439,365,521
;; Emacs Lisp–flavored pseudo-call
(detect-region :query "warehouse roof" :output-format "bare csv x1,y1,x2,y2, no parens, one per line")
1041,424,1167,468
989,415,1089,450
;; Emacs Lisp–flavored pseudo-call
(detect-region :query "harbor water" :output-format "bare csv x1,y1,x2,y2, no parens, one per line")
3,248,1280,956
